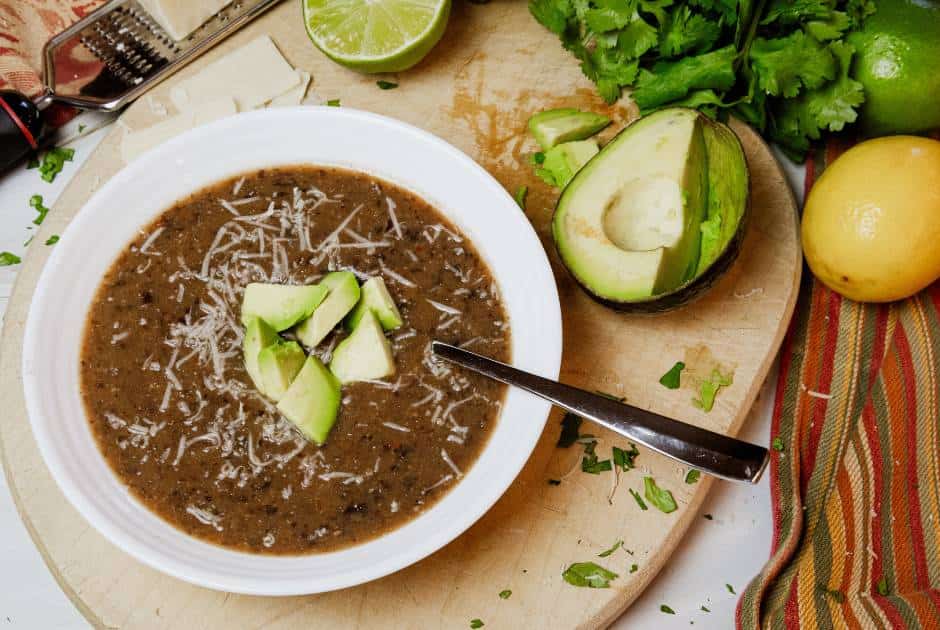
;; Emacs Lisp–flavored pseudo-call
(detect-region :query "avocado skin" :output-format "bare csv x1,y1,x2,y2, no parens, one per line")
552,108,750,313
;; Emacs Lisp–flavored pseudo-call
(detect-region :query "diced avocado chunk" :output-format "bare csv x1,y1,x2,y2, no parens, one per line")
330,310,396,384
536,140,599,188
529,108,611,150
257,340,306,402
345,277,403,331
240,282,328,331
243,317,279,395
553,108,713,303
295,271,361,348
277,355,341,445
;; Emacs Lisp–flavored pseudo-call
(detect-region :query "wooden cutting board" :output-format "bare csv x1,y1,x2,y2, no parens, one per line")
0,2,800,628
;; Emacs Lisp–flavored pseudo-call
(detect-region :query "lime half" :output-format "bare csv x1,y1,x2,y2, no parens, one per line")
303,0,451,74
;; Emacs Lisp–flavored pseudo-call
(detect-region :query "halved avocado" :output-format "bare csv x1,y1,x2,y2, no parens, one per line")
552,107,749,312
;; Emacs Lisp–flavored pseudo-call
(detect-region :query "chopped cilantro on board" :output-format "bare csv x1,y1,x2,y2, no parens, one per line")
660,605,676,614
326,99,341,107
629,563,638,573
726,583,736,594
772,436,785,451
470,619,484,629
659,361,685,389
0,252,22,266
597,540,623,557
498,589,512,599
693,368,733,412
45,235,60,245
629,488,648,511
644,477,678,513
528,0,874,159
701,605,711,612
685,469,701,484
613,443,639,471
562,562,618,588
376,80,399,90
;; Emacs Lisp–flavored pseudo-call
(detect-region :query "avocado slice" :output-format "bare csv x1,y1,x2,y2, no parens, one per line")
553,108,717,305
330,310,396,384
295,271,361,348
257,340,306,402
536,140,599,188
240,282,328,332
528,108,611,150
345,277,403,331
243,316,279,395
277,355,341,445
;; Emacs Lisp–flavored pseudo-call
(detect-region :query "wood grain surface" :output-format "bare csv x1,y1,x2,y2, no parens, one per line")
0,2,801,628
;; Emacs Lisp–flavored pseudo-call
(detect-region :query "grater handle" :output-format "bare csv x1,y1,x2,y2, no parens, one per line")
0,90,43,171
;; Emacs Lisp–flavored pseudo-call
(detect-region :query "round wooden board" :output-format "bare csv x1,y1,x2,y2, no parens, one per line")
0,3,800,628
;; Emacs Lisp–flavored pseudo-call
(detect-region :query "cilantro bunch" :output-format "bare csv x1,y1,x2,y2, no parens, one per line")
529,0,876,160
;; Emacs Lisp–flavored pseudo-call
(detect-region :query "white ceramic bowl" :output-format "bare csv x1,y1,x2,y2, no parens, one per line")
22,107,562,595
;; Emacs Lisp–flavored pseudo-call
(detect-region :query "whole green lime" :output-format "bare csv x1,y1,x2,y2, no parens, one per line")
848,0,940,136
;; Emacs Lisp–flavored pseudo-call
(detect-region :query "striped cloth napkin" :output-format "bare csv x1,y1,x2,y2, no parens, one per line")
738,139,940,628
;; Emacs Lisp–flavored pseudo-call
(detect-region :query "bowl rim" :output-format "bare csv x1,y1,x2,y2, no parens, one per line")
21,107,563,595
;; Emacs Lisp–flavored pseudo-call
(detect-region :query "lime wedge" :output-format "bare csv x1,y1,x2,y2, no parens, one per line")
303,0,451,74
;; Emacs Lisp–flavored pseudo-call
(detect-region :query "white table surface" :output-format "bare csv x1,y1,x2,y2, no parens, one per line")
0,116,803,629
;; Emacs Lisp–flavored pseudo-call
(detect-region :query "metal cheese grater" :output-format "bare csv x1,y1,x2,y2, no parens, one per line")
0,0,283,171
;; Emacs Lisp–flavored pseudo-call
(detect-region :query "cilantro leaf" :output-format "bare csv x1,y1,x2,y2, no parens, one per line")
0,252,22,266
660,605,676,614
726,583,736,594
562,562,619,588
376,80,399,90
877,576,889,596
629,488,648,510
760,0,830,26
29,195,50,226
613,443,640,470
45,235,60,245
598,540,623,557
557,412,583,447
529,0,576,34
693,368,733,412
326,99,341,107
631,45,737,112
659,361,685,389
644,476,678,513
630,563,639,573
768,40,864,159
470,619,485,629
772,436,784,451
685,469,701,484
514,185,528,209
658,6,721,57
36,147,75,183
749,31,836,97
499,589,512,599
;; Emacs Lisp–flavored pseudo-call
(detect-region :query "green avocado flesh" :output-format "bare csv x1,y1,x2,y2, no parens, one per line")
240,282,328,331
537,140,599,188
295,271,360,348
243,317,279,394
331,310,396,384
346,276,403,331
258,340,306,402
529,108,611,150
552,107,747,304
277,355,341,445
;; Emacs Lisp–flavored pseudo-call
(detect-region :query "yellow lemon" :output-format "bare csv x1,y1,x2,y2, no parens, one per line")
802,136,940,303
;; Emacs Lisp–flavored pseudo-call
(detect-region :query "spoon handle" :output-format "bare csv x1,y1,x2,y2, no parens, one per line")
432,342,769,484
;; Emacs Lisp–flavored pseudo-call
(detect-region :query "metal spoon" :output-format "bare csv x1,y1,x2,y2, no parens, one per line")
432,342,769,484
